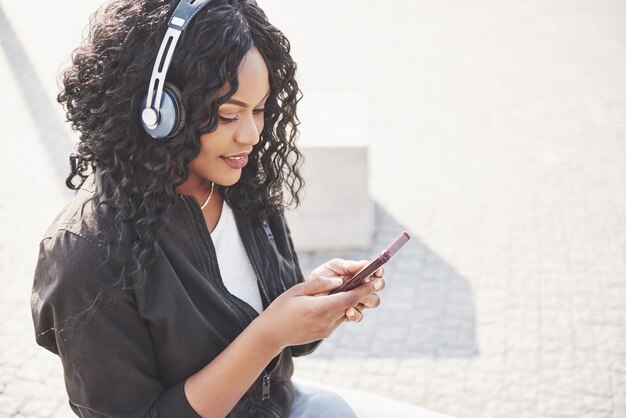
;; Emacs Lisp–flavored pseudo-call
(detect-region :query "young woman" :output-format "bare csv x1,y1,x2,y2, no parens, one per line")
31,1,385,417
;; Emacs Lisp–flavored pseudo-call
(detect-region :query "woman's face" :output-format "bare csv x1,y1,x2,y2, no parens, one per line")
187,47,270,190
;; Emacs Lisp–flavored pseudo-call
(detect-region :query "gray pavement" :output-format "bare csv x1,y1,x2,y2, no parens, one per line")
1,1,626,417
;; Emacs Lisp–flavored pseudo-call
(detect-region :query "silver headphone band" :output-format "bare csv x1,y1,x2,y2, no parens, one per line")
141,0,213,127
145,27,182,117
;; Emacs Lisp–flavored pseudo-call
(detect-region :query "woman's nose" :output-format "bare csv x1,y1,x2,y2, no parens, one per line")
235,114,262,146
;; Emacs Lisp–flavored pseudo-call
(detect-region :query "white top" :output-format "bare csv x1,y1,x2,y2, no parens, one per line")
210,200,264,313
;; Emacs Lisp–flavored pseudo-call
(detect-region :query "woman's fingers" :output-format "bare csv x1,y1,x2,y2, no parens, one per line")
344,307,364,323
365,277,385,292
323,258,370,276
295,276,343,296
358,293,381,309
319,277,383,311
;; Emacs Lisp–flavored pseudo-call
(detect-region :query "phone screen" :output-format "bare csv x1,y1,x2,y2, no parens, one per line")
329,231,411,294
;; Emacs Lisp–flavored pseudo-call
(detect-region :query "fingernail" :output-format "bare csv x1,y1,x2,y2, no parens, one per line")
374,279,382,291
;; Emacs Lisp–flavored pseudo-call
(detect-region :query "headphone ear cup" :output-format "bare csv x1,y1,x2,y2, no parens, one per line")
163,82,186,138
140,82,186,140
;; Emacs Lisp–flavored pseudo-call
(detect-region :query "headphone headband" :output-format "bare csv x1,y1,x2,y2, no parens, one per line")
141,0,213,137
169,0,213,30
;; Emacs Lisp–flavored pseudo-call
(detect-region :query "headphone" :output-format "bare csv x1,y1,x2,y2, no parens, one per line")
140,0,213,140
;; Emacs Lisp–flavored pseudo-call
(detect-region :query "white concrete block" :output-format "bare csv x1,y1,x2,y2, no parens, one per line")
293,378,457,418
285,90,373,252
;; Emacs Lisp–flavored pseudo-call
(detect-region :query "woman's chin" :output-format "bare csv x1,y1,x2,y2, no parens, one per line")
216,172,243,188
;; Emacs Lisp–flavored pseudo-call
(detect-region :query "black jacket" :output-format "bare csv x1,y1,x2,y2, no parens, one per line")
31,172,320,417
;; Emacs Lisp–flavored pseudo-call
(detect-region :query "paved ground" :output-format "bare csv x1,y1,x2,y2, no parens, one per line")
1,0,625,417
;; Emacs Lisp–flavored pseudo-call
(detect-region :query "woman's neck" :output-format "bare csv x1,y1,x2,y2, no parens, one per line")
176,175,217,201
175,176,225,230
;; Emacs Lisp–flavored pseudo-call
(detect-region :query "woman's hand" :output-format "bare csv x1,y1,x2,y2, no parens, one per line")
256,258,385,352
308,258,386,323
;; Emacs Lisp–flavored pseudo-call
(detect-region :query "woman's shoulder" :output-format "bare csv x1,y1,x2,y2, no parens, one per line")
36,224,116,290
34,178,128,307
32,183,131,354
39,173,130,266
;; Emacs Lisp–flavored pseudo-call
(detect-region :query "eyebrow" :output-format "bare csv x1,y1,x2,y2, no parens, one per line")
225,89,271,108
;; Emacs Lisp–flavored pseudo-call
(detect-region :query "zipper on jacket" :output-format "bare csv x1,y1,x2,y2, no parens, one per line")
262,218,287,293
179,195,257,322
262,218,287,294
262,219,287,292
261,220,274,240
261,373,271,400
246,240,283,401
182,196,284,401
232,212,285,400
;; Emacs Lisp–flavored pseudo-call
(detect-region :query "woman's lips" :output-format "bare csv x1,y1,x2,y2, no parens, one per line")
220,155,249,169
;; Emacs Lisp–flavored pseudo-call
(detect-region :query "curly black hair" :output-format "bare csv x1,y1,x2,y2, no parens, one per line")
59,0,304,288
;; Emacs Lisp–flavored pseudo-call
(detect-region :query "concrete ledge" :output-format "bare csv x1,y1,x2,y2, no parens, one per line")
286,90,373,252
285,146,374,252
294,378,456,418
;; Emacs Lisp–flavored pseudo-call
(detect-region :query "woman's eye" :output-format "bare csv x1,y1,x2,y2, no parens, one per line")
218,115,238,124
218,109,264,124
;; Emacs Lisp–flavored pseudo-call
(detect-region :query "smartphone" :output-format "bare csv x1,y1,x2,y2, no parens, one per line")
329,231,411,294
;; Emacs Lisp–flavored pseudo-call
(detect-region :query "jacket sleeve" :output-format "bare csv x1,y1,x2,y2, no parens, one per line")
279,212,323,358
31,230,201,418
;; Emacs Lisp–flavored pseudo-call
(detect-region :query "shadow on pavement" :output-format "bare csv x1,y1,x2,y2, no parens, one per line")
297,201,479,359
0,5,73,183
